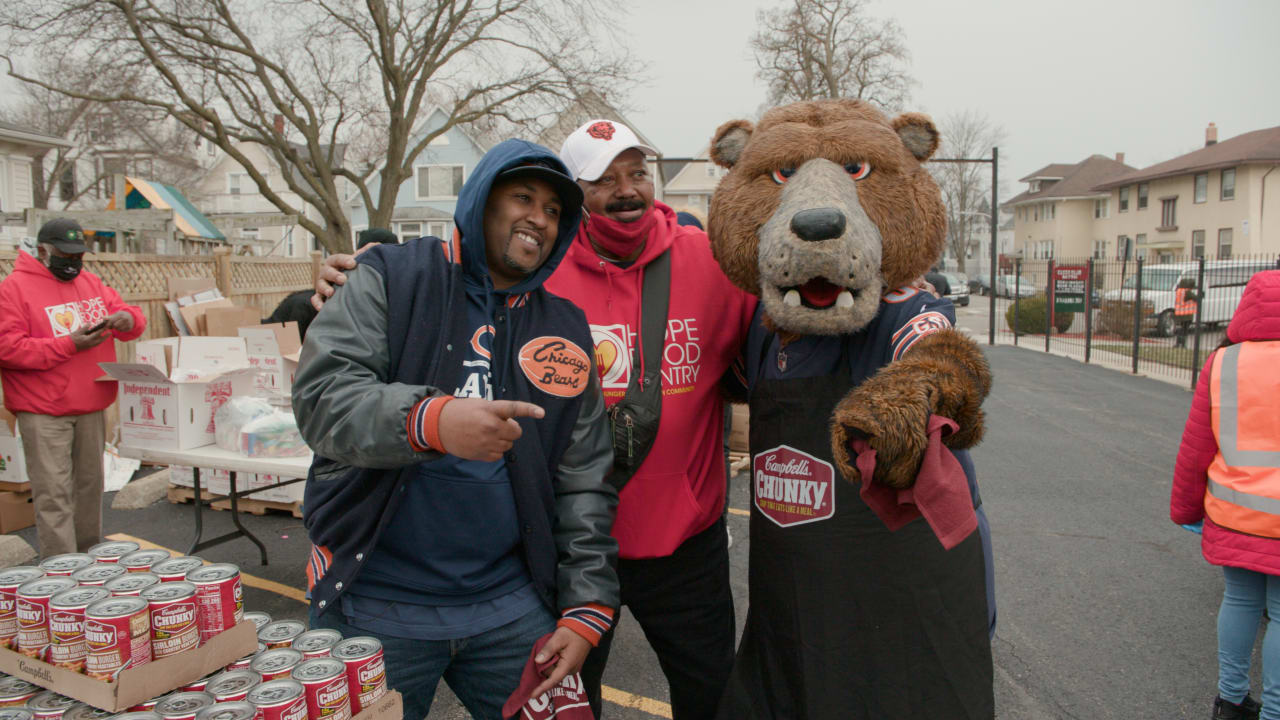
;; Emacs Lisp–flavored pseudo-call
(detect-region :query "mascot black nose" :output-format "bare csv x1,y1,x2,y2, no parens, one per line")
790,208,847,241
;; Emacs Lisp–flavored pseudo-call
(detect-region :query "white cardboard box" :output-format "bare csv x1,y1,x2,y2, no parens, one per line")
0,435,26,485
238,323,301,394
99,337,258,450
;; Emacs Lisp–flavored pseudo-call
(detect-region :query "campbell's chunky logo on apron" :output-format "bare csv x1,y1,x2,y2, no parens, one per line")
518,337,590,398
753,445,835,527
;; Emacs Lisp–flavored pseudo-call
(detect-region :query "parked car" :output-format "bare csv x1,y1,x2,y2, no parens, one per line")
1101,259,1277,335
995,274,1038,298
940,271,969,306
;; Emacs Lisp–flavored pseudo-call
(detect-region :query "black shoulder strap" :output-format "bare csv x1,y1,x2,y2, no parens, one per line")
633,249,671,392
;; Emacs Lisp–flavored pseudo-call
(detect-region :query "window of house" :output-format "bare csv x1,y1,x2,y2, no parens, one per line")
58,166,77,202
1136,233,1147,247
285,229,295,256
1217,228,1233,258
416,165,465,199
1094,198,1108,219
1117,235,1132,261
427,222,451,239
227,172,249,195
397,222,421,242
1034,206,1039,222
1137,183,1148,209
705,163,716,177
1191,230,1205,258
1093,239,1109,259
1194,173,1207,203
1119,186,1129,212
241,227,259,240
1160,198,1177,229
1221,168,1235,200
1050,203,1055,219
1030,180,1040,193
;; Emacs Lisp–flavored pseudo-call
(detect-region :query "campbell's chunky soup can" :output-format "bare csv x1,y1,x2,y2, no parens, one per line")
116,712,162,720
84,596,152,680
0,566,44,649
243,611,272,632
105,572,161,597
0,676,40,707
292,658,351,720
247,679,308,720
59,704,112,720
86,541,140,564
47,586,110,671
38,554,93,577
26,691,77,720
331,637,387,714
206,670,261,703
151,557,204,583
0,708,33,720
250,648,304,682
141,581,200,658
192,702,255,720
257,620,305,650
71,564,126,587
118,550,172,574
16,576,77,658
183,669,220,692
291,629,341,659
185,564,243,643
154,692,214,720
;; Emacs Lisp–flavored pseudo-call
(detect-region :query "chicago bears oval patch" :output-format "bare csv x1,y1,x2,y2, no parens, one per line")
518,337,591,398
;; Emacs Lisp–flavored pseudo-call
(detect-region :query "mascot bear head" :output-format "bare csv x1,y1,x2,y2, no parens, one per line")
708,99,946,336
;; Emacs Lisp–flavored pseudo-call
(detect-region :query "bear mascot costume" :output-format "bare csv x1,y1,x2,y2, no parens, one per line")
707,99,995,719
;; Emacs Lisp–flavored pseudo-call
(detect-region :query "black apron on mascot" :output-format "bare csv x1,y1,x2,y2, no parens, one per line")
716,352,993,720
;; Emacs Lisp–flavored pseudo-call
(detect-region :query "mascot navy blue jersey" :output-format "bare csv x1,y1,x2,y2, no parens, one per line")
737,287,956,389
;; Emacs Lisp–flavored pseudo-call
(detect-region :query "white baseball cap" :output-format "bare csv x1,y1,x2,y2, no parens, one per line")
559,119,657,182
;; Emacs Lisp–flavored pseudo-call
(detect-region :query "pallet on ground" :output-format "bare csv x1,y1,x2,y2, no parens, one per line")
167,484,225,505
209,496,303,519
0,481,29,493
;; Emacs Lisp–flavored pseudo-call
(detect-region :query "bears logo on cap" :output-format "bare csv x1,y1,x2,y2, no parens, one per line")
586,121,616,141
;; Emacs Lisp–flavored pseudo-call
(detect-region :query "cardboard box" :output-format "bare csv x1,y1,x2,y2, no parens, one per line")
0,619,256,712
0,491,33,533
239,323,302,394
206,307,264,339
167,277,217,303
0,434,27,488
179,298,236,336
99,338,258,450
729,404,749,454
354,690,402,720
250,473,304,504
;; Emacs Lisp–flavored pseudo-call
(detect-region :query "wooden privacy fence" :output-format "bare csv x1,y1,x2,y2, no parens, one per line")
0,248,323,361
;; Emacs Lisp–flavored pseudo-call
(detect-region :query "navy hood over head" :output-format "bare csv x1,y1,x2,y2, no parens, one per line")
454,138,582,294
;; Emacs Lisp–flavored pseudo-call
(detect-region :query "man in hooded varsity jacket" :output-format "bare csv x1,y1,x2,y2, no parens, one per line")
292,139,618,720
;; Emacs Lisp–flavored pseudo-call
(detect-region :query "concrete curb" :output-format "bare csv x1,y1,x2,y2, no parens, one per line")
111,467,171,511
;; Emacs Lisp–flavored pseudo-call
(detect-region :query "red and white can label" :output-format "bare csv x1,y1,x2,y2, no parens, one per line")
187,565,243,644
348,654,386,714
149,599,200,658
301,676,350,720
753,444,836,527
84,598,152,680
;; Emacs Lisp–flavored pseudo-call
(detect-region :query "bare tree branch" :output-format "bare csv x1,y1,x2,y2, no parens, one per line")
930,110,1007,274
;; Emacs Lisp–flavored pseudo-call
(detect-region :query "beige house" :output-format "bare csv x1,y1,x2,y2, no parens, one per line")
1093,124,1280,262
1003,154,1136,261
0,121,72,247
661,148,725,216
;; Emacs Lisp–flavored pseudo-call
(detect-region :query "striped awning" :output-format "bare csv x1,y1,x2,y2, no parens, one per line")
108,176,226,241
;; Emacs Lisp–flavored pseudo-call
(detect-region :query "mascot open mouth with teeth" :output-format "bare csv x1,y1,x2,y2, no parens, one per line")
709,99,995,719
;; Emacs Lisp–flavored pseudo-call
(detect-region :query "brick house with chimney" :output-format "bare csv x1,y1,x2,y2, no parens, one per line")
1092,123,1280,261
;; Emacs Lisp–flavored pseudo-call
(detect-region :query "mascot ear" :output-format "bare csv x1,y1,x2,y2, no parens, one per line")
710,119,754,168
891,113,941,161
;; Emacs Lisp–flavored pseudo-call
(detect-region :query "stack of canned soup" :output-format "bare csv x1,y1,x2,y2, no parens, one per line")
0,543,388,720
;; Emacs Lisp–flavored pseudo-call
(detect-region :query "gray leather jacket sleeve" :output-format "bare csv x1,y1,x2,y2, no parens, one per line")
553,370,620,611
291,264,444,469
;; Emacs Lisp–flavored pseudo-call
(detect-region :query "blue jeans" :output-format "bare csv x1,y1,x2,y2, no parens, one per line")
1218,566,1280,718
311,602,556,720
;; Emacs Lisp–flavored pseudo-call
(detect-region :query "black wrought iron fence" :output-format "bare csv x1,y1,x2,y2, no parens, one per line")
985,254,1280,388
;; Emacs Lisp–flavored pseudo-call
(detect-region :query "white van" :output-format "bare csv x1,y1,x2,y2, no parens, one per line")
1103,260,1277,335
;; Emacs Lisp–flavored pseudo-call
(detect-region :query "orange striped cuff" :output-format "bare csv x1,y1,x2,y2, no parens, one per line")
407,395,454,453
558,603,615,646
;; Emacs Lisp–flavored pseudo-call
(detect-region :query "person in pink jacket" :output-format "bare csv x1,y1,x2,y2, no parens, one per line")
1171,269,1280,720
0,218,146,557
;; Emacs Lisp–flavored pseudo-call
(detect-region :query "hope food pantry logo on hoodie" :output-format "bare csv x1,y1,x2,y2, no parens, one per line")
590,319,704,397
43,298,108,337
753,444,835,527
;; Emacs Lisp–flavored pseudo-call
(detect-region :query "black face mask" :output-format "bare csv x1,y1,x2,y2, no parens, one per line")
46,254,83,281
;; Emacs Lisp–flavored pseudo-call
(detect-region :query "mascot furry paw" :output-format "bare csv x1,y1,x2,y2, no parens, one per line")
709,99,995,719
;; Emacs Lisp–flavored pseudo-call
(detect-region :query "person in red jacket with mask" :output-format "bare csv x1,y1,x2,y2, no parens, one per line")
1171,270,1280,720
0,218,146,557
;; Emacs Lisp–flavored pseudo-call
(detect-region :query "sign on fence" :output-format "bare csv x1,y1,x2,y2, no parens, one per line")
1054,265,1088,313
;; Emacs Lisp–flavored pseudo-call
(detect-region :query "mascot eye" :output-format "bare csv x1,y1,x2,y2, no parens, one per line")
771,168,796,184
845,162,872,180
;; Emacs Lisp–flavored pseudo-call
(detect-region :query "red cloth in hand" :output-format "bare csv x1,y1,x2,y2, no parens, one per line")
850,415,978,550
501,632,594,720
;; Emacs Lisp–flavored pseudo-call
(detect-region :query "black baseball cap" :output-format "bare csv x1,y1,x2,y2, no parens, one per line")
36,218,91,254
357,228,399,249
496,161,584,213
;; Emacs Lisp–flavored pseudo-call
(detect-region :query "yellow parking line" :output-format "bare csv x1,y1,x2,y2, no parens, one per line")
106,533,308,603
108,534,673,717
727,507,750,516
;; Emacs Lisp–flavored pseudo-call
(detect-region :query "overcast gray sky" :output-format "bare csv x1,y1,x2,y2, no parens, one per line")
624,0,1280,193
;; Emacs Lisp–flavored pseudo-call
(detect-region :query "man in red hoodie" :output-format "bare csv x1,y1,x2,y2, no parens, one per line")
0,218,146,557
313,122,757,718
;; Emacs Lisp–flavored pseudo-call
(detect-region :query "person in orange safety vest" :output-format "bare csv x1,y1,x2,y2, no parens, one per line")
1174,276,1201,348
